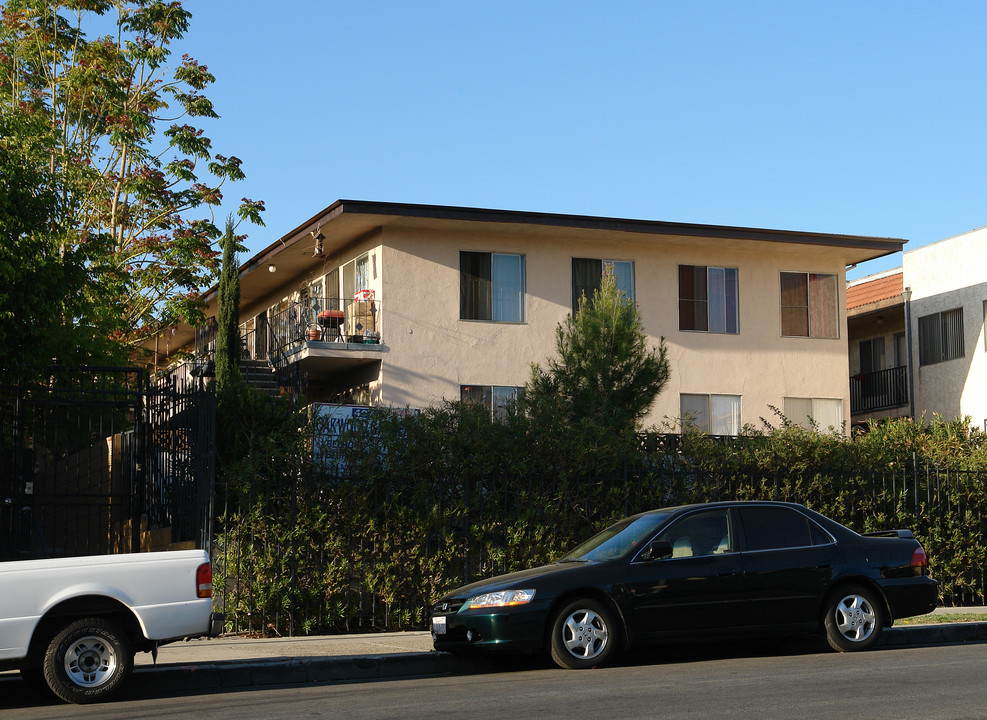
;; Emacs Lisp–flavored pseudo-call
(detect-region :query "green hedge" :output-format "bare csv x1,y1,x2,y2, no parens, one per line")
214,402,987,636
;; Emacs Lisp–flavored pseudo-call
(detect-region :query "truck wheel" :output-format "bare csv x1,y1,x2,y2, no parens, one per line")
43,618,133,704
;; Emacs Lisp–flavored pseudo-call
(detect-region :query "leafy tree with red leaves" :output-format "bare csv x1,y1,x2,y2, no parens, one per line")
0,1,263,376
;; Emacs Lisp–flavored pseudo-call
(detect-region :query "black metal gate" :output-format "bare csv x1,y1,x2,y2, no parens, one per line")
1,367,215,561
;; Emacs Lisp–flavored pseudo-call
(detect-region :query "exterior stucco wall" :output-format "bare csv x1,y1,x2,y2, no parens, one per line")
903,227,987,429
378,226,851,431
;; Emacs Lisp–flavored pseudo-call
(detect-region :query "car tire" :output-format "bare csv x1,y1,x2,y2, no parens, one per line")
823,585,883,652
42,617,133,704
549,598,617,670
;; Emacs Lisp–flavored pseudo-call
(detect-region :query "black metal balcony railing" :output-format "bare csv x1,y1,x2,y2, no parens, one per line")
192,298,382,371
850,365,908,415
268,298,381,369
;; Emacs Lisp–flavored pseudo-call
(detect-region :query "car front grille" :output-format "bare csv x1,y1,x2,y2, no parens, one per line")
432,599,465,614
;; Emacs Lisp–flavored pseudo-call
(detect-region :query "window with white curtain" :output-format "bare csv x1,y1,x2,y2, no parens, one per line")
783,397,844,432
680,394,742,435
678,265,739,333
461,385,520,420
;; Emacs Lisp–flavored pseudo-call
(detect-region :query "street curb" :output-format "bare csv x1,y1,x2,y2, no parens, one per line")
128,622,987,693
132,651,491,693
881,622,987,646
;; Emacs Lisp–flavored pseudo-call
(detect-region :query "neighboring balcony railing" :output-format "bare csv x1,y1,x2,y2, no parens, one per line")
850,365,908,414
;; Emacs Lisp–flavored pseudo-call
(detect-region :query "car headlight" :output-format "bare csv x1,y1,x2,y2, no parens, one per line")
465,589,536,609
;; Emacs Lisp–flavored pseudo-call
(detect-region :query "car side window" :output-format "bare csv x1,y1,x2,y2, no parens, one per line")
739,506,830,551
652,509,732,558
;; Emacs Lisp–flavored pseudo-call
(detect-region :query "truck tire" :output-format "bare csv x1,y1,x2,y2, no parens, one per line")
42,617,133,704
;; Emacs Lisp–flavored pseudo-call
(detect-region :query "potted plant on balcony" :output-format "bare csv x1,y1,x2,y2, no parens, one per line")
306,323,323,341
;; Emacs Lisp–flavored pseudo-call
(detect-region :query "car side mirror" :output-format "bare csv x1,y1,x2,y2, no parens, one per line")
639,540,673,562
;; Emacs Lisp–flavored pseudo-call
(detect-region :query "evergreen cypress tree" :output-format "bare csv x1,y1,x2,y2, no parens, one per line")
215,217,241,392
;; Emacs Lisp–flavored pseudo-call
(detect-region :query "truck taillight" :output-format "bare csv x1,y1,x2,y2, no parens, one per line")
196,562,213,598
911,547,928,568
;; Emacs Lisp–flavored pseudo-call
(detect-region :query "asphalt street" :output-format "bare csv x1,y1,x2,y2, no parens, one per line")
3,641,985,719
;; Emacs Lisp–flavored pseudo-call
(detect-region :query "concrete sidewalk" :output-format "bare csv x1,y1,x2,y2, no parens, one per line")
4,609,986,695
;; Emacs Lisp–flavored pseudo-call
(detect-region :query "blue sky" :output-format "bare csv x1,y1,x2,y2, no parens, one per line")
177,1,987,280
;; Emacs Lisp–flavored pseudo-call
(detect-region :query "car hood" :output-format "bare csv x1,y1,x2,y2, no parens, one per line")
439,561,592,600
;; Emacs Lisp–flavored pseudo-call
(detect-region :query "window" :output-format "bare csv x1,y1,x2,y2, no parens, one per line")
342,254,370,302
738,507,831,551
780,272,838,338
678,265,739,333
461,385,520,420
918,308,964,365
783,397,843,431
653,508,732,558
324,269,340,310
859,337,886,374
460,252,525,322
680,394,741,435
572,258,634,312
894,332,907,367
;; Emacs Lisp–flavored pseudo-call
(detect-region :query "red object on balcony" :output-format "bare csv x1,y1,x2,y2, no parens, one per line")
317,310,344,329
317,309,345,341
354,288,375,301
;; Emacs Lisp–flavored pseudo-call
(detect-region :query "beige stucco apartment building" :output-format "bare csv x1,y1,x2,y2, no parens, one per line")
158,201,904,434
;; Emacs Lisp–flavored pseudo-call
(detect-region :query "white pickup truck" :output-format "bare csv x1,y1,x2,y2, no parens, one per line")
0,549,223,704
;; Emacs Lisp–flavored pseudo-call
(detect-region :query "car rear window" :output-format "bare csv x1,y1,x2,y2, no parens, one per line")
740,506,831,551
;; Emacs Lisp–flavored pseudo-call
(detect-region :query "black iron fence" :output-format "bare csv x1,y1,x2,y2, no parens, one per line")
1,367,215,561
213,458,987,637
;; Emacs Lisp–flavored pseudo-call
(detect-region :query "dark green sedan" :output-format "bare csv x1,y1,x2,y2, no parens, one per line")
430,501,938,669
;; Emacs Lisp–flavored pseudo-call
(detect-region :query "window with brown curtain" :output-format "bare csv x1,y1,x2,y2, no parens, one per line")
780,272,837,338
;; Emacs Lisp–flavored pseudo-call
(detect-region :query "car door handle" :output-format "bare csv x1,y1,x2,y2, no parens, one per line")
718,569,740,577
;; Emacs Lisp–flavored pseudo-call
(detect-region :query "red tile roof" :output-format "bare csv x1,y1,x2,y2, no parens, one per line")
846,272,903,310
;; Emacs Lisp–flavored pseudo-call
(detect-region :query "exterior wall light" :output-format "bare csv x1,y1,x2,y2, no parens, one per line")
268,264,277,273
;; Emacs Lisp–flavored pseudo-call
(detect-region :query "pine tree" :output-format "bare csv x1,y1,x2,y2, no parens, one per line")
523,266,670,438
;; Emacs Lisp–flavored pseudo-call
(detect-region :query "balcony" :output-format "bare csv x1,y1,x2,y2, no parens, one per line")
267,297,384,370
193,297,384,371
850,365,908,415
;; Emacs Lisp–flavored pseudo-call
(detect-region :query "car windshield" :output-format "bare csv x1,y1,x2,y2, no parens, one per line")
557,512,672,562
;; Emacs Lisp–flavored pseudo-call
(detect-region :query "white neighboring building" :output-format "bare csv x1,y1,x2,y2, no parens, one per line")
903,227,987,431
